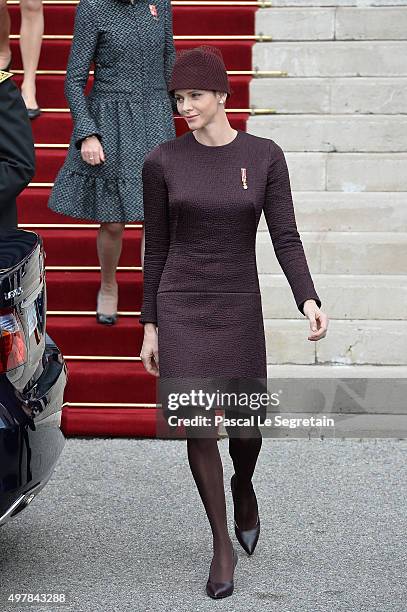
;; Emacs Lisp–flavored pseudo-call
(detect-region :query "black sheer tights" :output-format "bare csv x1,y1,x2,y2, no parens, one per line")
227,426,262,530
185,417,262,583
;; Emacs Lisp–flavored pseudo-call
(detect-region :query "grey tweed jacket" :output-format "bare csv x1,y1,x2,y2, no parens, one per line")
65,0,177,147
47,0,177,222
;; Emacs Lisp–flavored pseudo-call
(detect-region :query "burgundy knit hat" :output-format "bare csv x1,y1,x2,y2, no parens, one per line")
168,45,232,99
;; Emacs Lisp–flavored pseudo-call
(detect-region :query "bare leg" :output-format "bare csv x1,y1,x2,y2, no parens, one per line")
185,416,235,583
0,0,11,68
19,0,43,109
96,222,125,314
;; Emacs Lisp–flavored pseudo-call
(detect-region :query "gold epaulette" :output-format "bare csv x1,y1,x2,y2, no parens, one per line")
0,70,13,84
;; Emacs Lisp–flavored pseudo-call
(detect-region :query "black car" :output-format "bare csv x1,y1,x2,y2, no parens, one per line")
0,229,67,526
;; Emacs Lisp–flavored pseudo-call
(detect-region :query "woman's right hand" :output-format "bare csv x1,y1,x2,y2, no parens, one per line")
81,135,105,165
140,324,159,377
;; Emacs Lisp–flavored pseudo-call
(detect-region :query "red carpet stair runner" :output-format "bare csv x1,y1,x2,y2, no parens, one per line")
11,0,273,436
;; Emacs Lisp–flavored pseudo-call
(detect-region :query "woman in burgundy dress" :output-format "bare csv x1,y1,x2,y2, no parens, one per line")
139,46,328,599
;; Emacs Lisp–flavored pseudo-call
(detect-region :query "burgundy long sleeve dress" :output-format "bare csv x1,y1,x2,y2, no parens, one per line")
139,129,321,384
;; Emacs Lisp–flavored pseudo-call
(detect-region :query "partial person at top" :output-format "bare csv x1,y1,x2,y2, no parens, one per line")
0,0,44,119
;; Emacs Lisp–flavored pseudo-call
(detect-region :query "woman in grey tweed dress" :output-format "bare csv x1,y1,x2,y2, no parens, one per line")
47,0,176,323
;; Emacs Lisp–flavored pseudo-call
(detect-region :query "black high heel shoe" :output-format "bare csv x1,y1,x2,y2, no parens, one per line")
231,474,260,555
206,547,238,599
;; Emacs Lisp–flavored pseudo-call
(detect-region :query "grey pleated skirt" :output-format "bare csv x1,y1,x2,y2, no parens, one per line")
48,90,176,223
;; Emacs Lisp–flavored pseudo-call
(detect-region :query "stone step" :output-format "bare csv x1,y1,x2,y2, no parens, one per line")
256,231,407,274
256,7,407,40
259,274,407,320
269,1,406,7
324,153,407,191
250,77,407,115
264,319,407,365
257,192,407,232
247,114,407,152
264,364,407,418
253,41,407,76
266,363,407,378
276,152,407,191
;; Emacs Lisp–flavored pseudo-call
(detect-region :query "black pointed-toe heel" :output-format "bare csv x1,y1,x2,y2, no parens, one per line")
206,547,238,599
231,474,260,556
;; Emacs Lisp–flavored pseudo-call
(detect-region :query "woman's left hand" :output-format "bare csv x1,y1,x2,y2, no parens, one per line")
303,300,328,341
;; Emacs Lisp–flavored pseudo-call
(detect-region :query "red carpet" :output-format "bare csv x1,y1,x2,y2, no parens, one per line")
13,75,251,110
12,0,258,437
63,362,156,403
45,271,142,310
18,187,105,224
47,316,144,356
11,39,254,71
39,228,142,266
28,109,250,143
9,5,257,36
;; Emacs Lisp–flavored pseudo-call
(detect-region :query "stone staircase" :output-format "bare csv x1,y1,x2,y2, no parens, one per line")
248,1,407,377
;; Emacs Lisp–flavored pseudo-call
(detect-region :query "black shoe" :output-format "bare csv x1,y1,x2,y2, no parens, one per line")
206,547,238,599
96,312,117,325
27,107,41,120
231,474,260,555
